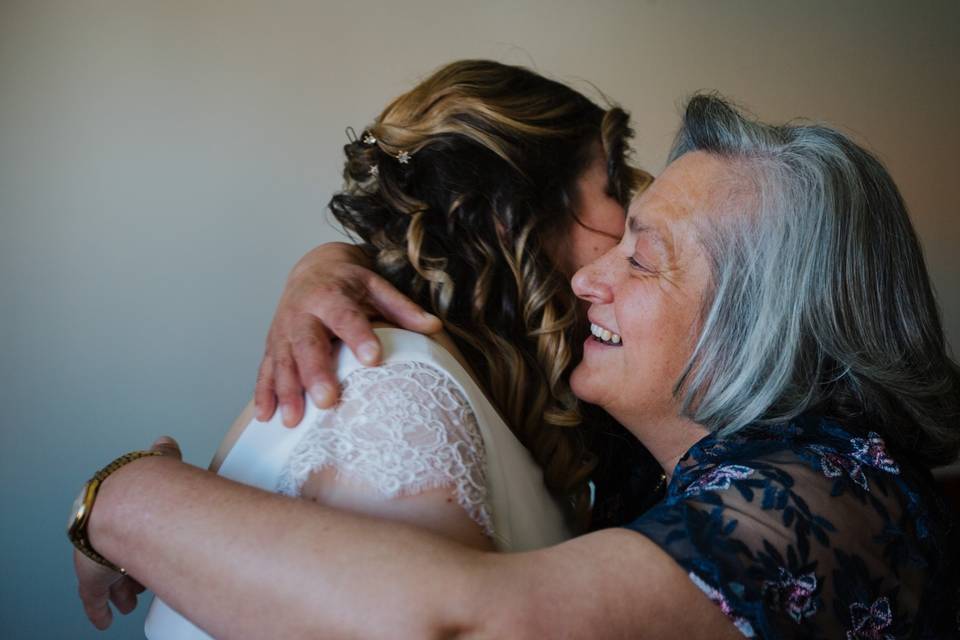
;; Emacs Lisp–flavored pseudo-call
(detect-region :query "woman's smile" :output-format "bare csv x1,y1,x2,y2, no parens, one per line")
588,321,622,346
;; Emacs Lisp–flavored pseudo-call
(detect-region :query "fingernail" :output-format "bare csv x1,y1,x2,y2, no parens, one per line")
281,404,294,426
309,383,335,408
357,342,379,365
255,404,272,422
152,436,174,448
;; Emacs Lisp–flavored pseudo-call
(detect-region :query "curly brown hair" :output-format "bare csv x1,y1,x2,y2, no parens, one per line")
329,60,651,528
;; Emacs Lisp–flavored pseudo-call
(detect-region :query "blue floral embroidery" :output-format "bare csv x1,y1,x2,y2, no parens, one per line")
807,431,900,493
762,567,819,623
810,444,871,490
684,464,755,495
622,415,958,638
846,596,893,640
850,433,901,476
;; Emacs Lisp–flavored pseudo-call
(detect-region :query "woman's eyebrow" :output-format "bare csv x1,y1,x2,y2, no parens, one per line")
627,215,648,235
627,216,673,263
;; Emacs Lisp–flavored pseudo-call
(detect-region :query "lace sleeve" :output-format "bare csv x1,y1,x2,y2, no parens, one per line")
276,361,493,538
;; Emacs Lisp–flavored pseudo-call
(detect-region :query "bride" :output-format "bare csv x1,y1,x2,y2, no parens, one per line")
142,59,654,637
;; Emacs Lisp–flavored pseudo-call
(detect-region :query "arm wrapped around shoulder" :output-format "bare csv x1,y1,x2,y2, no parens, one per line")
276,361,494,546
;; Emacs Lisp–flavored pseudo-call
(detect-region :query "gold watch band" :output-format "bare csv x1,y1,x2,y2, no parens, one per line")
68,450,165,575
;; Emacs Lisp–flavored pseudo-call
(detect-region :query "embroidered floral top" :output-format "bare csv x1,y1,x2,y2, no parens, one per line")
623,414,959,639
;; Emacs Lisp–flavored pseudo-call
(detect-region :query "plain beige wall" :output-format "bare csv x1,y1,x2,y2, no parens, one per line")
2,1,957,637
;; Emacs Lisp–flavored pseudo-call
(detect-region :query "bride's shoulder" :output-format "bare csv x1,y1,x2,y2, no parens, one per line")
209,325,484,475
366,323,482,390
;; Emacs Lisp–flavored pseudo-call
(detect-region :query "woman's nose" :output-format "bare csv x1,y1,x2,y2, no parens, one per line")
571,254,613,305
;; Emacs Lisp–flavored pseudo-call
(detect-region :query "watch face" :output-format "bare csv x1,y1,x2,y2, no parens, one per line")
68,485,87,531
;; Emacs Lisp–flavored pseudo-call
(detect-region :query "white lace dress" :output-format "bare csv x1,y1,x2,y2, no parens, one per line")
144,328,572,639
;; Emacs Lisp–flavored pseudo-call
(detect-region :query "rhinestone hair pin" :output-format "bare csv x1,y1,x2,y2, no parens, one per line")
369,134,412,164
351,128,413,165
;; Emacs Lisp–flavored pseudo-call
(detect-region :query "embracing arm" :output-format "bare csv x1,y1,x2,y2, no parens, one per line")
87,456,741,639
256,242,441,426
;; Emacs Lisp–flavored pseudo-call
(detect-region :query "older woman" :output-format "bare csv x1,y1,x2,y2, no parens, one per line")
72,94,958,637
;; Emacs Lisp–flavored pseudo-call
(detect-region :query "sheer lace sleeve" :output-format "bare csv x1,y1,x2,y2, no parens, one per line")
276,361,493,538
623,416,958,639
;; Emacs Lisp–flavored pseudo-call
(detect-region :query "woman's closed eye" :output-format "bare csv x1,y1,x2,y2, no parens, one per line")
627,256,655,273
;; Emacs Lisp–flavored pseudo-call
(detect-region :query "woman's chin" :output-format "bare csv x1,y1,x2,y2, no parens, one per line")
569,362,602,406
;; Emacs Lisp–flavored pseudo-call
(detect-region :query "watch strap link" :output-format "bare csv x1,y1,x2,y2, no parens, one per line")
74,533,127,574
71,449,165,575
93,449,165,485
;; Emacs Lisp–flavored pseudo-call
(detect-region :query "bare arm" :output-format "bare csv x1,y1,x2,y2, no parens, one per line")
85,455,742,639
256,242,442,426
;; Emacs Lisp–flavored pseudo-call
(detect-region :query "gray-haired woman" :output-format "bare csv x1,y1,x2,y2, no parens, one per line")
73,94,958,638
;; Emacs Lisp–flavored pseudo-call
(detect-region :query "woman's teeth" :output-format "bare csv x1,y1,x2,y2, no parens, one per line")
590,323,622,345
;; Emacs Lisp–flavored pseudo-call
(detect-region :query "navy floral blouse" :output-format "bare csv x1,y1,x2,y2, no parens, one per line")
624,414,959,638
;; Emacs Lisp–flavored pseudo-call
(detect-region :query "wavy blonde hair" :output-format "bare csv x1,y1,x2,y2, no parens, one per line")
330,60,651,528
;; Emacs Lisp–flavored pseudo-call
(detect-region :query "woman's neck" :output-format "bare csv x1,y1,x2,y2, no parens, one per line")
619,413,711,481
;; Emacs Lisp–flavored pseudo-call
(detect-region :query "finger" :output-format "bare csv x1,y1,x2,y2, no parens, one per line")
365,272,442,335
323,302,384,367
254,354,279,421
126,576,147,594
273,344,305,427
82,595,113,630
109,577,139,615
151,436,182,460
77,578,114,630
289,315,339,409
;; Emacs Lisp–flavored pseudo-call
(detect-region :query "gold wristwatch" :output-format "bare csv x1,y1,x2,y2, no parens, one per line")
67,450,164,574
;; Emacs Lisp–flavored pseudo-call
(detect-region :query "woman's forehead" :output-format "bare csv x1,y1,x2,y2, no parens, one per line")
627,152,731,233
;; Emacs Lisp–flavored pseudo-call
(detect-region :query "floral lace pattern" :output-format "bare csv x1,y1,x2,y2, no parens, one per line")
624,415,959,638
276,361,493,538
